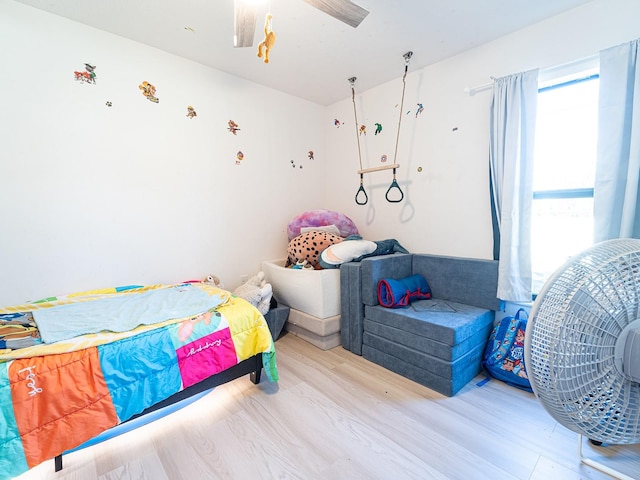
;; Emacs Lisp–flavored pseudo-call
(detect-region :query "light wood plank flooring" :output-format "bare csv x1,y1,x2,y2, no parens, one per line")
16,333,640,480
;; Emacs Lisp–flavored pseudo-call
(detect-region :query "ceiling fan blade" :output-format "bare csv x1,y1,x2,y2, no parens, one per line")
234,0,258,48
302,0,369,28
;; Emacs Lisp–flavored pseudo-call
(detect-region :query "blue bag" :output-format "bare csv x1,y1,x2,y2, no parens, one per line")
481,308,533,392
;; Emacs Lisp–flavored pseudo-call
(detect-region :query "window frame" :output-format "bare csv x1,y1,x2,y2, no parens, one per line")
530,71,600,298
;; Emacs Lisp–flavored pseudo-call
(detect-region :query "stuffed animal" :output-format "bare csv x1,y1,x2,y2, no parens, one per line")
203,275,224,289
257,13,276,64
286,230,343,268
232,271,273,315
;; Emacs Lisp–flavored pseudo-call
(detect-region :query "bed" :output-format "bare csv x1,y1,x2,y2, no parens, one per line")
0,282,278,480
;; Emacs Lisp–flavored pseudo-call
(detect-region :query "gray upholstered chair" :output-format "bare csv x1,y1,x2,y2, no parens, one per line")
340,253,503,396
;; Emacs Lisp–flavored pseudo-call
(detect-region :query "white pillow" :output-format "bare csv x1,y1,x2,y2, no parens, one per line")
320,239,377,266
300,224,342,236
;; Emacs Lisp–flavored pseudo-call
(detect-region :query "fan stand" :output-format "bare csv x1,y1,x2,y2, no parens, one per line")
577,435,636,480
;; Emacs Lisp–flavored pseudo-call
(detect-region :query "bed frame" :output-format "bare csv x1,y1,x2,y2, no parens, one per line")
53,353,263,472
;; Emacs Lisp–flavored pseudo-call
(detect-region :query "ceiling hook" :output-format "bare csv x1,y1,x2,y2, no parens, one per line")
403,51,413,65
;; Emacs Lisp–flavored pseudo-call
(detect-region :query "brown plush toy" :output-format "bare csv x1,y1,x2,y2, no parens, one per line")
257,13,276,64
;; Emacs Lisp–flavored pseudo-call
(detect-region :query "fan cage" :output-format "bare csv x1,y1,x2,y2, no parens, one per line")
526,238,640,444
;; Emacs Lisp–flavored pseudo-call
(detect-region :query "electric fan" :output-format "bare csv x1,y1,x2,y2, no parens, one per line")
525,238,640,479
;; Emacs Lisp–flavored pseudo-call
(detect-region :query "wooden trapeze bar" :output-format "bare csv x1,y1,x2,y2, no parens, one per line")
357,163,400,174
355,164,403,205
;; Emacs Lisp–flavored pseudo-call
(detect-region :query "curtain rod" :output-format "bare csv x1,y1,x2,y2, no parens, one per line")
464,82,492,96
464,54,599,96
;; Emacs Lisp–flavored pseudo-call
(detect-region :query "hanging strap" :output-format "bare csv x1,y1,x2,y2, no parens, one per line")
385,168,404,203
384,52,411,204
386,52,411,204
350,77,368,205
392,52,411,167
350,77,363,172
355,173,368,205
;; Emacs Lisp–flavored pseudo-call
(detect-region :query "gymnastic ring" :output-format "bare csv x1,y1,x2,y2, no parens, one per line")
385,179,404,203
355,185,368,205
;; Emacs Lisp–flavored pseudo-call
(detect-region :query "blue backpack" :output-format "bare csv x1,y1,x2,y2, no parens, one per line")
481,308,533,392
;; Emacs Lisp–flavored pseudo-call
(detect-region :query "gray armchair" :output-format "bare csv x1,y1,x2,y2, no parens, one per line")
340,253,503,396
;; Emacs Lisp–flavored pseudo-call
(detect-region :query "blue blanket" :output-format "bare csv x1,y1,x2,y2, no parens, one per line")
377,274,431,308
32,285,225,344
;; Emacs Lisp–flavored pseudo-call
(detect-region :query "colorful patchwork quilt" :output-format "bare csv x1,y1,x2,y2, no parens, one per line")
0,283,277,480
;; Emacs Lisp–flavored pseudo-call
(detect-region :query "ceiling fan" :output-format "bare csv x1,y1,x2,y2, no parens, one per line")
234,0,370,48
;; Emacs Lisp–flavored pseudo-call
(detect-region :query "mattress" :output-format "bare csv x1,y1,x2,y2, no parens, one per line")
287,308,340,336
286,323,341,350
284,308,341,350
262,259,341,318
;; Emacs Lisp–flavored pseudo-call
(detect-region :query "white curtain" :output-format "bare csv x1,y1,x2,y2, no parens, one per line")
594,39,640,242
489,69,539,302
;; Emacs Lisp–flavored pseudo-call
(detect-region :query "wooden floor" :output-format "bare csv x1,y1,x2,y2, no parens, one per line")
16,333,640,480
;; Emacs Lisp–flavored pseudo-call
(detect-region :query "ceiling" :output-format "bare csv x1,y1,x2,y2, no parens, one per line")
13,0,595,105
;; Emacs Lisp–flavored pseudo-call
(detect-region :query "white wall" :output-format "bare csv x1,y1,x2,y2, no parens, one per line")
323,0,640,259
3,0,640,306
0,0,325,305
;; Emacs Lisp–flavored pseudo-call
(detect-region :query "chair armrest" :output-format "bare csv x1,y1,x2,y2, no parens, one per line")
360,254,413,306
340,262,363,354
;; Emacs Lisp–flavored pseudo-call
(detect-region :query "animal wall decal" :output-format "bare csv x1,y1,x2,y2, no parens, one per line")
139,81,159,103
73,63,96,84
228,120,240,135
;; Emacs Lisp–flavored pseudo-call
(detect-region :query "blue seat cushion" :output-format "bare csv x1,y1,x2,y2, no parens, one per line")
364,299,494,347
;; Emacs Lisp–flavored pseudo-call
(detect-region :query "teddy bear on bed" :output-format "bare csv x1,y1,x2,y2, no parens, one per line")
232,271,273,316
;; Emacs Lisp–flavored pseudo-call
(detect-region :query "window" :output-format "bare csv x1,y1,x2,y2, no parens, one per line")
531,71,599,294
